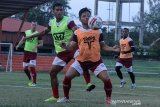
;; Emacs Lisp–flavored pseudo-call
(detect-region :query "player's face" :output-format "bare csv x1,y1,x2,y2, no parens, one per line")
80,12,91,26
122,29,128,38
53,6,64,20
31,24,37,31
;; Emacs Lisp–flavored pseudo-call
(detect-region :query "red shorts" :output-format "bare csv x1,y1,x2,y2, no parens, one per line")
78,59,103,72
23,51,37,63
57,50,76,63
117,58,132,68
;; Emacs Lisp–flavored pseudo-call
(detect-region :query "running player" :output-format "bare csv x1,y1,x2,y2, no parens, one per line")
115,28,136,90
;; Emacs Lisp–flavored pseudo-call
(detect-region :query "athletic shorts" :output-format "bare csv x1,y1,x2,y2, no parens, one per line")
71,59,107,76
116,58,132,68
23,51,37,67
52,50,77,66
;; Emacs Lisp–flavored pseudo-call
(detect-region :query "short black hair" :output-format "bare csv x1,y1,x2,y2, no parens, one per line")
123,28,129,32
52,2,63,10
79,7,91,18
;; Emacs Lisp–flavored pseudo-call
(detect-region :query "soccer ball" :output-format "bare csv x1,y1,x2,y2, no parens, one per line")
88,16,103,29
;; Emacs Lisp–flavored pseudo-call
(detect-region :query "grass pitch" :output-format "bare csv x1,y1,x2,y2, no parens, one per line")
0,59,160,107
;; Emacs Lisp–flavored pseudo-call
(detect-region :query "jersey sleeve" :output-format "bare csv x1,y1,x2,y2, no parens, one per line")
67,17,77,30
72,31,78,43
129,40,134,47
128,37,135,47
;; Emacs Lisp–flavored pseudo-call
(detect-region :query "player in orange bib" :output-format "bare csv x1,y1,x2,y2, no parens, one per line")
115,28,136,90
57,7,119,105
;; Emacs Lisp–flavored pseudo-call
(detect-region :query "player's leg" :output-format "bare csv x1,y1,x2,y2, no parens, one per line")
125,58,136,90
83,70,95,91
28,60,37,86
127,66,136,90
74,49,95,91
27,52,37,86
23,63,31,81
23,53,31,85
97,71,113,104
45,56,65,102
57,60,82,103
93,62,113,104
115,61,126,88
50,65,63,99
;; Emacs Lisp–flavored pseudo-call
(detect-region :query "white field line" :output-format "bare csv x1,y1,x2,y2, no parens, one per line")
0,84,159,97
107,65,160,69
107,70,159,75
0,71,159,75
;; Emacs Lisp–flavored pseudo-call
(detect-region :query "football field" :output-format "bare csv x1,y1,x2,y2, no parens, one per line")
0,59,160,107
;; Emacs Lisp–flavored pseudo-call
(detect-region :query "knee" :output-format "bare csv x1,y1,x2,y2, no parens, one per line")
63,76,71,85
24,66,28,71
128,71,133,75
50,70,58,78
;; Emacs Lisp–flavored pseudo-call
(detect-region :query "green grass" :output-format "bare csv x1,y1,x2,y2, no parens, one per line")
0,59,160,107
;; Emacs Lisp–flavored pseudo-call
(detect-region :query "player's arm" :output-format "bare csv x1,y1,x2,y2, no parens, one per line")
24,27,51,40
99,33,120,52
37,40,43,47
67,19,78,42
32,39,43,52
16,36,25,50
121,41,135,54
61,34,78,51
101,42,120,52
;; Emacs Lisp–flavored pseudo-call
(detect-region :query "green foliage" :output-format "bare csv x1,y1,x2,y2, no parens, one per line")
12,0,70,26
133,0,160,45
149,41,160,57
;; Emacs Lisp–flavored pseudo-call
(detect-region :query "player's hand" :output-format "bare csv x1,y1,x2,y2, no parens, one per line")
15,45,19,50
113,45,120,49
60,41,67,49
113,46,120,52
115,48,120,52
114,55,119,59
32,47,37,52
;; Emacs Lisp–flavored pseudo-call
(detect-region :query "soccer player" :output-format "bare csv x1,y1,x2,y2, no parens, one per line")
57,7,119,104
24,2,95,102
115,28,136,90
16,21,43,86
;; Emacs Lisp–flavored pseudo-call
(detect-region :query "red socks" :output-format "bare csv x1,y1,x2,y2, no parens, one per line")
104,79,112,98
63,76,71,99
30,67,37,84
52,87,59,98
83,72,91,84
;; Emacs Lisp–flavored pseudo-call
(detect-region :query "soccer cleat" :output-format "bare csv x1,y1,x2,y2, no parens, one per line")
44,97,58,102
131,84,136,90
106,97,116,105
106,97,111,104
28,83,36,87
57,97,70,103
120,81,126,88
28,81,32,86
86,83,96,91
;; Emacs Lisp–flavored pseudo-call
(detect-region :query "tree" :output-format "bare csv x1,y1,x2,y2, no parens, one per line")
12,0,71,26
133,0,160,45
